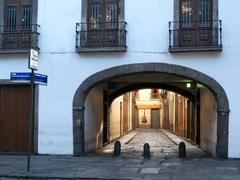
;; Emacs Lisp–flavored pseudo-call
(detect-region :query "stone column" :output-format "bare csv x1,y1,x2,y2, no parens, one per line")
73,106,85,156
216,109,230,159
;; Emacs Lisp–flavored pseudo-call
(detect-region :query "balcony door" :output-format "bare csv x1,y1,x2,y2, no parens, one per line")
87,0,119,47
3,0,32,49
179,0,212,47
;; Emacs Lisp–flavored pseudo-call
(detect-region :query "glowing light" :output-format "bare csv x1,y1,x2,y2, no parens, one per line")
186,83,191,88
182,5,192,14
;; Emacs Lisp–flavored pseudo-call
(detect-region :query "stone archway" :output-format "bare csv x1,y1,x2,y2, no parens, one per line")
73,63,230,158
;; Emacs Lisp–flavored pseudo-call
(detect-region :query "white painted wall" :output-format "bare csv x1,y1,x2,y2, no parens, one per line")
84,85,104,152
109,96,123,141
200,87,217,157
109,93,134,141
137,89,151,100
0,0,239,157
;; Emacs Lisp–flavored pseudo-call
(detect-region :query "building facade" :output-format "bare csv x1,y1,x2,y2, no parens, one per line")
0,0,239,158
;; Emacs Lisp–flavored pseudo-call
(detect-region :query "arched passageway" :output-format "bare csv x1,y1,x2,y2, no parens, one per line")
73,63,229,158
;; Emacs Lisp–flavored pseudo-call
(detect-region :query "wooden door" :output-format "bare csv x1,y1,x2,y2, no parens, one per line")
3,0,32,49
179,0,212,47
87,0,119,47
151,109,160,129
0,85,32,153
191,102,196,143
175,94,179,132
120,102,123,136
122,94,128,134
186,100,191,139
178,97,184,136
103,91,108,144
196,88,201,145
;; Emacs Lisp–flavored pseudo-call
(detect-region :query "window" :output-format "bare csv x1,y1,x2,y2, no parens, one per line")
180,0,212,47
21,5,32,29
0,0,39,51
88,0,119,30
151,89,160,99
87,0,119,47
76,0,126,52
6,5,17,30
5,1,32,30
169,0,222,52
181,0,212,28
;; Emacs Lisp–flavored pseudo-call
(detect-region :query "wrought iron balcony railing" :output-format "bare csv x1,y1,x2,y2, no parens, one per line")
0,24,40,52
76,22,127,51
169,20,222,52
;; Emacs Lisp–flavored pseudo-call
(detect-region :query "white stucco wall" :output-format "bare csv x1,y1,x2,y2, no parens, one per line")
84,85,104,152
0,0,240,157
200,86,217,157
137,89,152,100
109,96,123,141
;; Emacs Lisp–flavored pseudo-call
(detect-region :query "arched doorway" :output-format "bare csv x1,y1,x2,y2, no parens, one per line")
73,63,229,158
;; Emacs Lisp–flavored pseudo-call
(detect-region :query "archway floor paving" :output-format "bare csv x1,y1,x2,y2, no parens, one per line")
95,129,209,159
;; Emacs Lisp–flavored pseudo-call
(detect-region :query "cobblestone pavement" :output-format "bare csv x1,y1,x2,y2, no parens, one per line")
127,129,175,146
96,129,208,159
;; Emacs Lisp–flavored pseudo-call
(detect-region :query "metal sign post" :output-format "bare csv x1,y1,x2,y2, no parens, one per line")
10,49,47,172
27,69,35,172
27,49,38,172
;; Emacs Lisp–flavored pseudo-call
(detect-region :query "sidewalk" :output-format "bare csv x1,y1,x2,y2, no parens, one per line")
0,130,239,180
1,154,240,180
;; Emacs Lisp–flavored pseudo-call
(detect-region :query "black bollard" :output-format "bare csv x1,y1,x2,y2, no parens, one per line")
113,141,121,156
178,142,186,158
143,143,150,158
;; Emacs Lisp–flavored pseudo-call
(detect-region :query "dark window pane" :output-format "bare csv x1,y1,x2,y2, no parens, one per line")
6,6,16,30
199,0,211,27
89,2,101,29
88,0,119,29
181,0,193,28
21,5,32,30
105,2,118,29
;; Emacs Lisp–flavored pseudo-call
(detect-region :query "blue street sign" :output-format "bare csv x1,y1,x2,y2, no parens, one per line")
10,72,48,86
10,72,31,82
34,73,48,86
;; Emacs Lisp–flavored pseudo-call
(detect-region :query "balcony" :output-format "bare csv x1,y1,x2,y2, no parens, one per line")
0,24,40,54
169,20,222,52
76,22,127,52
